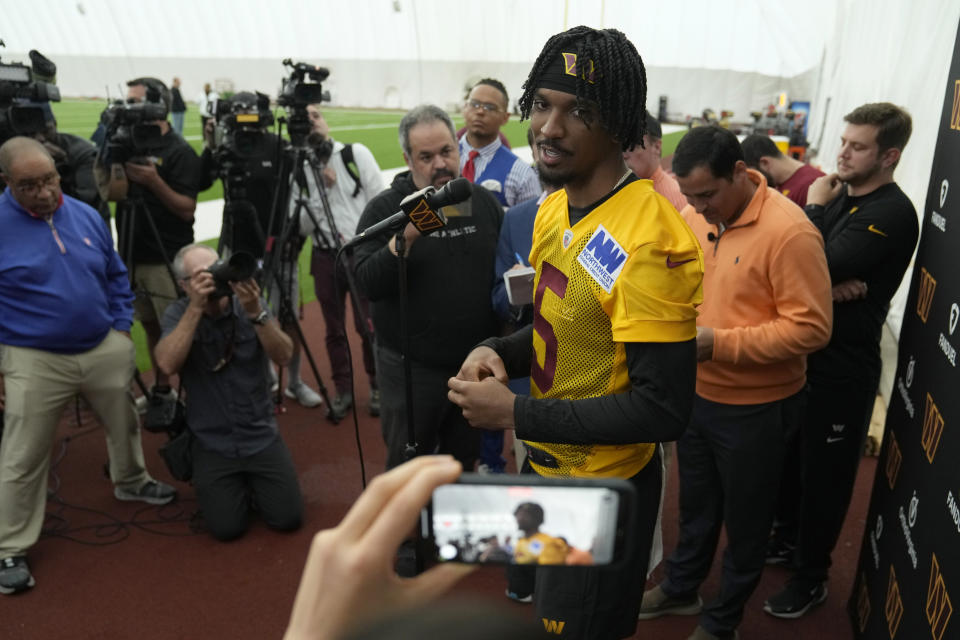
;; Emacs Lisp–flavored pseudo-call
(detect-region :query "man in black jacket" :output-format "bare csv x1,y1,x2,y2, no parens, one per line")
763,102,919,619
353,104,502,471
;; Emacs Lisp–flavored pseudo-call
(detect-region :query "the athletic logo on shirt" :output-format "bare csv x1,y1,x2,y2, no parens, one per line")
577,224,628,293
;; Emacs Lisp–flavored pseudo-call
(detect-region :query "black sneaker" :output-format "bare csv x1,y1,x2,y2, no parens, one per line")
763,580,828,619
637,585,702,620
765,538,796,566
331,392,354,419
0,556,35,595
114,480,177,505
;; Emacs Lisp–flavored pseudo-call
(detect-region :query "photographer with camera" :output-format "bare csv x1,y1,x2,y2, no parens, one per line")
154,243,303,541
109,77,201,405
0,137,176,594
295,104,384,416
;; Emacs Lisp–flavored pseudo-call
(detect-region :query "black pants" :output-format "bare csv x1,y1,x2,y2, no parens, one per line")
376,345,481,470
792,380,876,584
192,436,303,541
532,447,663,640
663,392,802,636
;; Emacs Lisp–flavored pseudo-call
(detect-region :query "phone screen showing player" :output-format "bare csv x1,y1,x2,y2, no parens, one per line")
426,478,629,566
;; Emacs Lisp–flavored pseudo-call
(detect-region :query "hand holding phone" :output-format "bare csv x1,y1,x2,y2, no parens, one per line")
284,456,474,640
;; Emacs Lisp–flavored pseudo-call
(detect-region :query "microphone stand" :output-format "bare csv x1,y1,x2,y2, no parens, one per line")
393,229,426,576
395,231,418,465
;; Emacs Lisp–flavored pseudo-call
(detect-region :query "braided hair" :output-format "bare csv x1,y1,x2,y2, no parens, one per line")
518,26,647,151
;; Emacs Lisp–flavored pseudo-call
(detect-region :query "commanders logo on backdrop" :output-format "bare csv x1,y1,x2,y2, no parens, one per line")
922,393,945,464
886,430,903,489
918,268,937,323
952,79,960,130
886,565,904,637
926,553,953,640
857,573,872,632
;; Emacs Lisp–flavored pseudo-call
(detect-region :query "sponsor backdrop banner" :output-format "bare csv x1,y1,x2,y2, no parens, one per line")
848,20,960,640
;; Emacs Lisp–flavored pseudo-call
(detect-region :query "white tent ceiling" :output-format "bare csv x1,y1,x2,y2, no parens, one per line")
2,0,833,117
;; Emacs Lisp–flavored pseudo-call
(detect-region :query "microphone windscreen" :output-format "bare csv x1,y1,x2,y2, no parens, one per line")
439,177,472,205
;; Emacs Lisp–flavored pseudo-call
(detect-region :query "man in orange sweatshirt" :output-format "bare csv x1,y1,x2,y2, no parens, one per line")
637,126,832,640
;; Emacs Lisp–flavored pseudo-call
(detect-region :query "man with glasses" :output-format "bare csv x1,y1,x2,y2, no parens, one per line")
459,78,539,207
0,137,176,594
154,243,303,541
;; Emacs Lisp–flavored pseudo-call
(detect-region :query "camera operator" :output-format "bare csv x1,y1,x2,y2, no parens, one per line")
112,77,201,403
296,104,384,416
154,243,303,541
198,91,283,258
198,91,325,408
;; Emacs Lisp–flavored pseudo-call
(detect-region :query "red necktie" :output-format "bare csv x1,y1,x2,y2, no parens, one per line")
462,150,479,182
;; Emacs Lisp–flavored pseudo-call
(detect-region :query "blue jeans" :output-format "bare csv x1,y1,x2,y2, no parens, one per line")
171,111,185,135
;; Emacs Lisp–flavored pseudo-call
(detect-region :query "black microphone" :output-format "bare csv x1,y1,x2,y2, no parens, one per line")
707,232,717,242
348,178,473,246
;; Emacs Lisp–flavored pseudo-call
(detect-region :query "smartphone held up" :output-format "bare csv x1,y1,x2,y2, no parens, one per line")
422,473,636,568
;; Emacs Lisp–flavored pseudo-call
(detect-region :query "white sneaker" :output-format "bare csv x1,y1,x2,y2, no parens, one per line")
284,382,324,408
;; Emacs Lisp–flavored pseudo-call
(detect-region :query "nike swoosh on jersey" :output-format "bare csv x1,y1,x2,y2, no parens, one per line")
826,436,845,443
666,256,695,269
867,224,888,237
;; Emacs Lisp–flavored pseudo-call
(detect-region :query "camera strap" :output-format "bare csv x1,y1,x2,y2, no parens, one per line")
340,144,362,198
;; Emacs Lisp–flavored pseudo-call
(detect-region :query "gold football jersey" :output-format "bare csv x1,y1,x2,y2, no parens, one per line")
524,180,703,478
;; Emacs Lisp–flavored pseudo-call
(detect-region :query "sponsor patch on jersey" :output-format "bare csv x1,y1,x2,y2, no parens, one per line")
529,539,544,554
577,224,628,293
480,178,503,193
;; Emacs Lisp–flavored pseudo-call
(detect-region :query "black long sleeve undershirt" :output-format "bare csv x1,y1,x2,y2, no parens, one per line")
478,327,697,446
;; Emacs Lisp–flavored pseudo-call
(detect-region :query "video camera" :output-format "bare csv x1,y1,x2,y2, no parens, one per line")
213,91,275,160
97,98,167,165
277,59,330,146
0,48,60,143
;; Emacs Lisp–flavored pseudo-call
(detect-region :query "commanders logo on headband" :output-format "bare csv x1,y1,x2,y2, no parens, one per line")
561,52,596,84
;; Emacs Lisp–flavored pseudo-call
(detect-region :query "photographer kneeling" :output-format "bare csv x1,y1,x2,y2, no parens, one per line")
155,243,303,541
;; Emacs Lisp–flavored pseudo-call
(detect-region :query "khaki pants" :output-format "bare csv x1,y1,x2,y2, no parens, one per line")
0,330,151,559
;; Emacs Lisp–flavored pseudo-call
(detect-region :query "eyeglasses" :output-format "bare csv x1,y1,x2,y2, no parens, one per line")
14,172,60,195
466,100,502,114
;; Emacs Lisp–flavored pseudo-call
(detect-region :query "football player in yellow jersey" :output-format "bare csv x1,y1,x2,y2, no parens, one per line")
512,503,570,565
447,26,703,640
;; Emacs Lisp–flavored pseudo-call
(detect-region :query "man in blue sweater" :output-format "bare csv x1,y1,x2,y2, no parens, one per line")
0,137,175,595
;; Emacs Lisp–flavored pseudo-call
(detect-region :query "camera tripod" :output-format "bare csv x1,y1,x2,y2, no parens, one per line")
260,131,374,423
114,187,184,428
